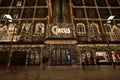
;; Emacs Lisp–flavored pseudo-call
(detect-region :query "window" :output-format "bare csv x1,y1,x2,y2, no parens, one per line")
107,0,119,6
87,8,98,18
96,0,107,6
13,0,23,6
35,8,48,18
35,23,44,35
37,0,47,6
73,8,85,18
72,0,83,6
21,23,32,33
25,0,35,6
90,23,100,34
0,0,12,6
84,0,95,6
111,9,120,19
99,9,110,19
16,1,22,6
104,24,111,34
10,9,21,19
76,23,86,34
22,9,33,18
0,9,9,19
8,23,17,34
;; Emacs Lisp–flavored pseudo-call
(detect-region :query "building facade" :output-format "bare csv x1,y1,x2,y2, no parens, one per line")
0,0,120,66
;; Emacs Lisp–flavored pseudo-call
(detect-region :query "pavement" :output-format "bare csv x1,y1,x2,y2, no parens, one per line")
0,65,120,80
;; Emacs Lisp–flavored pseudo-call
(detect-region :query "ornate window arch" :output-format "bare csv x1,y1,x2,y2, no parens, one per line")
24,9,33,18
11,10,19,19
76,23,86,35
90,23,100,35
35,23,44,35
111,25,120,41
104,24,112,34
8,23,17,34
21,23,32,33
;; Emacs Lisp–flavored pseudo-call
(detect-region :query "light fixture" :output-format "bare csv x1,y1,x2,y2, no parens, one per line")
3,14,13,22
107,15,115,21
107,21,111,24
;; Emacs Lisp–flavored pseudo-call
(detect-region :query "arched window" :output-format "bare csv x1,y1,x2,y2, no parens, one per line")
35,23,44,35
10,10,20,19
76,23,86,35
0,25,8,41
90,23,100,35
104,24,112,34
23,9,33,18
8,23,17,34
111,25,120,41
21,23,32,33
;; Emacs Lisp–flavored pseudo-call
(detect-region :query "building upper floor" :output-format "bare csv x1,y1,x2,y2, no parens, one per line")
0,0,119,43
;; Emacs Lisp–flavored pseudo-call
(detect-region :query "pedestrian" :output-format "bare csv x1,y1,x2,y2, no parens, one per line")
42,56,46,69
81,54,85,69
85,55,89,68
90,54,94,65
96,55,100,68
45,57,49,67
67,54,71,65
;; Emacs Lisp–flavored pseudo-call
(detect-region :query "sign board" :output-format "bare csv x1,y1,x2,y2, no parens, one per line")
46,23,76,38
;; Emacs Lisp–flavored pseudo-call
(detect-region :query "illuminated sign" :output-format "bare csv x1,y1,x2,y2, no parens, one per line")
52,25,70,35
46,23,75,38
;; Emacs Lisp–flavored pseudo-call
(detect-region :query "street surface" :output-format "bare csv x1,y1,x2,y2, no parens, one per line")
0,65,120,80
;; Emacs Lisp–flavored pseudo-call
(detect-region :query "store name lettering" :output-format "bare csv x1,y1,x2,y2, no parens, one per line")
52,26,71,35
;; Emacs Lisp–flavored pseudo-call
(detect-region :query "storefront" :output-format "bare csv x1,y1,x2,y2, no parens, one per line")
41,44,78,66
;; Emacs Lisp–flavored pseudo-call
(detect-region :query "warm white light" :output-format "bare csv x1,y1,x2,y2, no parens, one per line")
107,21,111,24
3,14,13,22
107,15,115,21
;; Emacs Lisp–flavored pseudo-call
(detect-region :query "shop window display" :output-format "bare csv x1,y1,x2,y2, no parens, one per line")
96,52,110,62
112,51,120,62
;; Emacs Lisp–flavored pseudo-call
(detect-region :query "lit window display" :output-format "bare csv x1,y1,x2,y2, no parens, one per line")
16,1,22,7
96,52,110,62
111,51,120,62
35,23,44,35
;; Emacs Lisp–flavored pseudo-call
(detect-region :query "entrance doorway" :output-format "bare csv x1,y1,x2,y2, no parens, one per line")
42,45,77,66
51,48,71,66
28,51,40,65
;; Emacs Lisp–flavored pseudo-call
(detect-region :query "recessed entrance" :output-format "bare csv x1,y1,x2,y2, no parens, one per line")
51,48,71,66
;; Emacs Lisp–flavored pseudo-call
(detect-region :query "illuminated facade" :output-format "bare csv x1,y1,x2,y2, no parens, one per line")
0,0,120,66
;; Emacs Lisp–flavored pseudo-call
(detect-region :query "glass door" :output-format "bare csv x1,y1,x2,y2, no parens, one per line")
51,48,71,66
28,51,40,65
